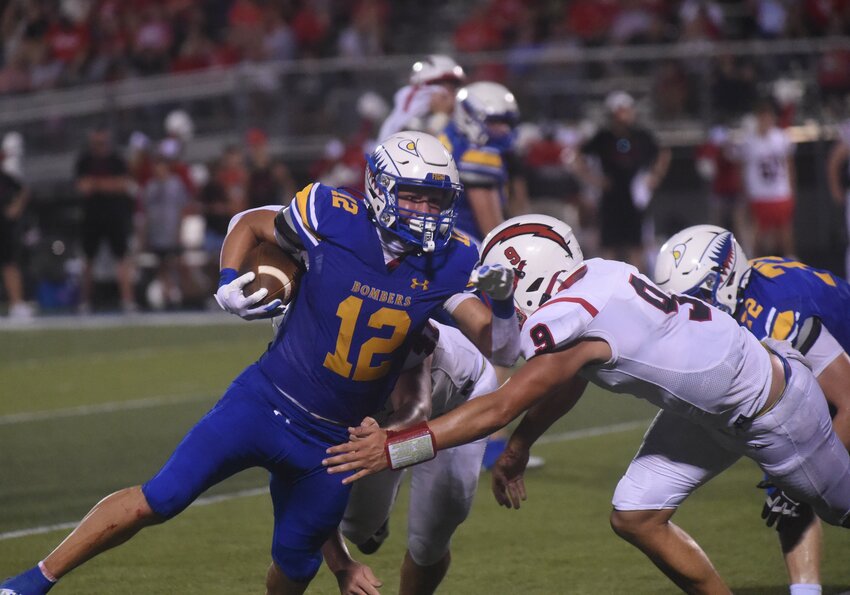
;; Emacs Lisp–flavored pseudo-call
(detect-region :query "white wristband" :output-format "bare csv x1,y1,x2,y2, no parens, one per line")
385,422,436,470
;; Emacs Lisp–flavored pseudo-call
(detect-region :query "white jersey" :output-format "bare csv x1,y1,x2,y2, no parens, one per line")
519,259,773,429
428,321,493,417
378,84,447,140
736,128,794,201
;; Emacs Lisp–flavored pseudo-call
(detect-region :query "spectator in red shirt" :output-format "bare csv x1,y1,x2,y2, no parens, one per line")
46,13,89,66
245,128,295,209
131,5,173,75
695,126,747,247
564,0,620,45
453,5,504,53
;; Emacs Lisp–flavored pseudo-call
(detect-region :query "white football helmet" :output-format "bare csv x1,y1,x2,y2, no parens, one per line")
654,224,750,314
479,214,584,322
409,55,466,86
454,81,519,150
365,131,463,252
164,109,194,142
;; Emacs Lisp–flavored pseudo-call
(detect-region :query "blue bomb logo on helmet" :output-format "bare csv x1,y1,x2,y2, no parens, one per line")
365,131,463,252
655,224,750,315
454,81,520,151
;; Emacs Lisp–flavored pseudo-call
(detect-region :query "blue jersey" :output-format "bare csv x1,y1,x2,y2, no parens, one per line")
439,122,507,241
257,183,479,426
736,257,850,351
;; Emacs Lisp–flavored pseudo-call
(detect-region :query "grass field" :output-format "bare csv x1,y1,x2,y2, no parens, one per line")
1,319,848,594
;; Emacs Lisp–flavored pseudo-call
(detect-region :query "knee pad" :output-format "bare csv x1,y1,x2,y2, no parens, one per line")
408,534,450,568
272,545,322,584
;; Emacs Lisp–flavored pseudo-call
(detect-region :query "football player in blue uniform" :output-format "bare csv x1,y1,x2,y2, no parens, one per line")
438,81,519,242
654,224,850,595
0,132,521,595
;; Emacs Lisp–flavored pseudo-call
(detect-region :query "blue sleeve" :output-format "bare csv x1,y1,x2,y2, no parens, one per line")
288,183,363,248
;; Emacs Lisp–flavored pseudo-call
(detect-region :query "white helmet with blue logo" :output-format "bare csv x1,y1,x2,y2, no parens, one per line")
365,131,463,252
454,81,519,150
654,224,750,314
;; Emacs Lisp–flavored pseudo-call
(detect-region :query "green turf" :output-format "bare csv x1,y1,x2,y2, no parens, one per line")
1,324,848,594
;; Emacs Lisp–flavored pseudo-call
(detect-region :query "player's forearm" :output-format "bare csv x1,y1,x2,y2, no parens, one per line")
649,149,671,188
219,209,277,270
827,144,848,204
467,187,504,237
321,529,355,574
508,377,587,451
429,390,516,450
430,357,573,450
386,356,433,430
100,176,133,193
507,177,531,217
451,296,493,358
818,353,850,450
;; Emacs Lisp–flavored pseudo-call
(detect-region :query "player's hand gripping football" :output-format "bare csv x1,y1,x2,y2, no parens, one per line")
324,417,390,484
214,270,285,320
471,264,515,301
492,443,529,509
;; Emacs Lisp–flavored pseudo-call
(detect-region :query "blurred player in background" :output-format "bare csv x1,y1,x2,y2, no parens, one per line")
656,224,850,595
0,131,32,319
695,126,748,250
0,132,520,595
137,142,194,310
437,81,530,468
439,80,520,243
574,91,671,271
74,125,137,314
378,55,466,141
324,320,497,595
324,214,850,595
729,99,797,258
245,127,296,209
826,118,850,279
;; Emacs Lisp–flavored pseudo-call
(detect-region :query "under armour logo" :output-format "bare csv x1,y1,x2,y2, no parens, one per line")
410,278,430,290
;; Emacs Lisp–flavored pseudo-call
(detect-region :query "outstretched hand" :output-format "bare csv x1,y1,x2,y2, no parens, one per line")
492,444,529,509
334,560,382,595
324,417,389,484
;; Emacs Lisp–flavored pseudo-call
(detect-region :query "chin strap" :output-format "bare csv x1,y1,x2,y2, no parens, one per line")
384,421,436,470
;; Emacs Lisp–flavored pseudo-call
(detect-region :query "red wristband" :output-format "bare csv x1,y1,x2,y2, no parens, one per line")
384,421,436,470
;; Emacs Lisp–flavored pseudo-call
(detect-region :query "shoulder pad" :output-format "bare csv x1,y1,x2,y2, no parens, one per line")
520,295,597,359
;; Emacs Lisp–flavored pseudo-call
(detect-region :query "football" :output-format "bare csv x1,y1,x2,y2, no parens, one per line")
239,241,303,307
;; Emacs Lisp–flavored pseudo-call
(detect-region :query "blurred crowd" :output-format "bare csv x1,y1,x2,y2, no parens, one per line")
2,0,850,320
1,0,849,96
2,51,848,321
0,0,393,94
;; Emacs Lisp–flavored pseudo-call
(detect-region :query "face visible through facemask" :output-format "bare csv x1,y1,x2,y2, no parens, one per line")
396,185,450,216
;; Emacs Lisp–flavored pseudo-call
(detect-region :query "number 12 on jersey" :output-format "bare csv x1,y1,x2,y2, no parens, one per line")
323,296,411,382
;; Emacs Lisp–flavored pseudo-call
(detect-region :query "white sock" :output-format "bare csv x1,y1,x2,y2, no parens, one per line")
37,561,57,583
789,584,821,595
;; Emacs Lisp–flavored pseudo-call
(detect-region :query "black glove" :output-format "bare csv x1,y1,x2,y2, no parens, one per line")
761,489,811,531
